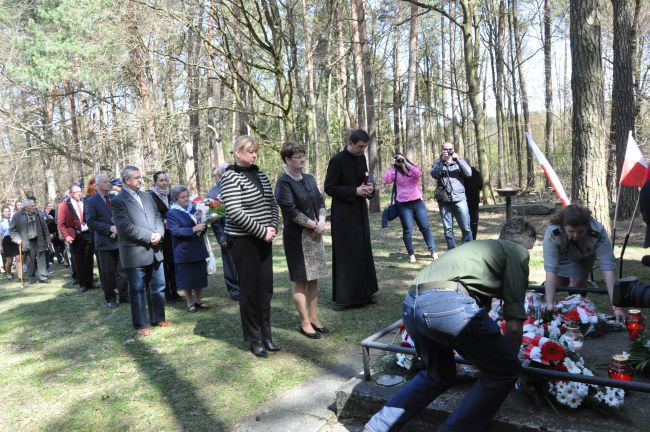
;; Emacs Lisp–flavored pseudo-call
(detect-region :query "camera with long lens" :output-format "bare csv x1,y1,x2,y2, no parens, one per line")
393,154,408,174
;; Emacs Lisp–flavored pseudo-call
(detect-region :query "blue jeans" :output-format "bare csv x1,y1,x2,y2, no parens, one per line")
125,260,166,330
365,289,521,432
439,199,473,249
397,199,436,255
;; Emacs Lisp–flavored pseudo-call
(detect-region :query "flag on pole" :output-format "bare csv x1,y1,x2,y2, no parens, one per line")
620,131,648,187
525,132,570,206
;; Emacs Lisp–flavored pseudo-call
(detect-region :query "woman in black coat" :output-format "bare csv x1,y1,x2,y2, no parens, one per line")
166,185,209,313
149,171,182,302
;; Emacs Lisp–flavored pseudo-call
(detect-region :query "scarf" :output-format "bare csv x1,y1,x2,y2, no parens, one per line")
151,186,170,208
170,202,197,223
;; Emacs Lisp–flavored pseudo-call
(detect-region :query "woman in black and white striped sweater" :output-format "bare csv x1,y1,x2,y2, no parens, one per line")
220,135,280,358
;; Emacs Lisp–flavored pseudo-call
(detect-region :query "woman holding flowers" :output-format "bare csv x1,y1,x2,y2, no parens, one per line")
275,141,329,340
220,135,279,358
166,185,209,313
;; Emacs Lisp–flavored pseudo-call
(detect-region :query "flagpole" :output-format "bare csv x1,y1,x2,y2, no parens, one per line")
618,191,641,278
611,181,623,246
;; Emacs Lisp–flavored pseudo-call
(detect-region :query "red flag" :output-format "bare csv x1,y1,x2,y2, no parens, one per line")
620,131,647,187
525,132,570,206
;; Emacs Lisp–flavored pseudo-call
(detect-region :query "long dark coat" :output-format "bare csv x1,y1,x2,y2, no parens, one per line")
640,179,650,248
324,148,378,305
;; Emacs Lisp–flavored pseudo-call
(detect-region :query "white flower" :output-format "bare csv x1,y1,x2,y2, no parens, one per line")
396,353,414,370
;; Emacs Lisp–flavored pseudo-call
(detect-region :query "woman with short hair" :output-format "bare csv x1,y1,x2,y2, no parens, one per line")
220,135,279,358
275,141,329,339
166,185,209,313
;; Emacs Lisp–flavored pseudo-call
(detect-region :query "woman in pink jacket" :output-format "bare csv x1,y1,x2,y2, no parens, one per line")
384,155,438,263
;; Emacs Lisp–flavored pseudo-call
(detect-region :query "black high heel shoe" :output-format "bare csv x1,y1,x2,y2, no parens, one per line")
311,322,330,333
299,326,321,339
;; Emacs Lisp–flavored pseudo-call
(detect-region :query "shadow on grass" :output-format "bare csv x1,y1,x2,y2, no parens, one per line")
2,281,228,432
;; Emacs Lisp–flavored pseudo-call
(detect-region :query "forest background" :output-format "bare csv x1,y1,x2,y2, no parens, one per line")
0,0,648,231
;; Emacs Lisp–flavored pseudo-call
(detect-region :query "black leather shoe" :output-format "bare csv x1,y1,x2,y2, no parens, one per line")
250,341,268,358
263,339,281,352
79,286,88,293
299,327,321,339
311,322,330,333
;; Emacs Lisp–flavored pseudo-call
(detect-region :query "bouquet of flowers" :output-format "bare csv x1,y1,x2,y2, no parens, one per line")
193,196,226,225
505,293,626,410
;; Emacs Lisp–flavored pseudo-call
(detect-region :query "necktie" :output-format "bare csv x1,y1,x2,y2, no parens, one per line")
76,200,83,222
105,195,111,210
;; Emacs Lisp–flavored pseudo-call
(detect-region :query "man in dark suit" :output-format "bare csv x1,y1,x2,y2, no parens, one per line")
112,165,169,336
58,184,95,292
86,173,128,308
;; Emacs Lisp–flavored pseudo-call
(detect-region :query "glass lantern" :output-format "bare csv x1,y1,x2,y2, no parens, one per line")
608,354,634,381
625,309,645,341
565,324,584,351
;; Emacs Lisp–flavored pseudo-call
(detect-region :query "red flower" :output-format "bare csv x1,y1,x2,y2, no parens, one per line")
564,309,580,323
541,341,565,363
552,363,568,373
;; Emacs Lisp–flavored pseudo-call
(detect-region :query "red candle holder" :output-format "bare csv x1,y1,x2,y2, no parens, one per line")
608,354,634,381
625,309,645,341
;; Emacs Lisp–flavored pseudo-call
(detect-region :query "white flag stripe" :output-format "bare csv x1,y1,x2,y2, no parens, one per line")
525,132,570,206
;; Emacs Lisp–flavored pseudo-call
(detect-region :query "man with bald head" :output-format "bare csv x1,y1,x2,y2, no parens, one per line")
58,184,95,292
85,174,128,308
9,198,51,284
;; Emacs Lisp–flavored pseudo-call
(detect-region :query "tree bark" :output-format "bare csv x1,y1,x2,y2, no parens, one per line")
543,0,553,188
405,2,419,161
610,0,637,219
570,0,610,230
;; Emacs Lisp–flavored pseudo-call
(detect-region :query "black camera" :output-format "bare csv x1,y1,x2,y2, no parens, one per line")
394,154,405,164
446,149,454,156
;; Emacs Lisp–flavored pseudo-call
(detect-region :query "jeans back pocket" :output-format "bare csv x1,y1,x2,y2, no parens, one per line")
423,305,471,338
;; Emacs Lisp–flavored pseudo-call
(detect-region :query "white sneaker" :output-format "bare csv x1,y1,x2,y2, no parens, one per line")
432,252,439,260
409,254,417,263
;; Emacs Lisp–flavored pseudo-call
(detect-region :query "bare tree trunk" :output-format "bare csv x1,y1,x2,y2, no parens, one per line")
507,5,522,188
64,81,84,181
405,2,419,161
128,14,161,169
392,18,401,154
610,0,637,218
350,1,366,129
334,0,351,131
301,0,321,184
543,0,553,188
511,0,533,188
459,0,494,204
570,0,610,230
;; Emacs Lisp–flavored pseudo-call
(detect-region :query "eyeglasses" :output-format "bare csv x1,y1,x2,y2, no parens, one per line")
291,155,306,160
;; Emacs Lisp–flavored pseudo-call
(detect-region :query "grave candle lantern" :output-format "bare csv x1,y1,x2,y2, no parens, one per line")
608,354,634,382
625,309,645,341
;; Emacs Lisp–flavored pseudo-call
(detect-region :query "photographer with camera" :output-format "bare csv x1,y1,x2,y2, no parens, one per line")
383,154,439,263
430,142,473,250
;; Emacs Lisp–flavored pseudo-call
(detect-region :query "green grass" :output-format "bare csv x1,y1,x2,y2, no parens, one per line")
1,209,648,431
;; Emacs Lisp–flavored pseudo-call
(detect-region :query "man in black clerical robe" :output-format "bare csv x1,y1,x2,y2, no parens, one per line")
324,129,379,306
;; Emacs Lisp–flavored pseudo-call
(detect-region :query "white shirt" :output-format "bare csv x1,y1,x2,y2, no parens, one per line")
71,199,89,232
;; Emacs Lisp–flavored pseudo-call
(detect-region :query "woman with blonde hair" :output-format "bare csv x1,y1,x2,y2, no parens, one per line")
220,135,279,357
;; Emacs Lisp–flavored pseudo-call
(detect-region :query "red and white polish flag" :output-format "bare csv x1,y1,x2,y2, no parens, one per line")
525,132,571,207
619,131,648,187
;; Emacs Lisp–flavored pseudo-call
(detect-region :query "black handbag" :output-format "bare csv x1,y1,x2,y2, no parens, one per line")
434,186,451,202
382,181,399,228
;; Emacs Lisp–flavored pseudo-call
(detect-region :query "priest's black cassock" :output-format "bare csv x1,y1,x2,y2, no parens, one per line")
324,148,378,306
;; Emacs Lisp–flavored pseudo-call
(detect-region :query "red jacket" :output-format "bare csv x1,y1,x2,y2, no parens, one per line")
57,199,83,241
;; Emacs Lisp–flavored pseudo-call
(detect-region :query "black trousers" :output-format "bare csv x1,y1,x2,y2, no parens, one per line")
71,231,94,288
229,236,273,342
161,236,179,300
97,249,128,302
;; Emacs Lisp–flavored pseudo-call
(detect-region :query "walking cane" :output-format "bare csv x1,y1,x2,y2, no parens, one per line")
18,242,24,288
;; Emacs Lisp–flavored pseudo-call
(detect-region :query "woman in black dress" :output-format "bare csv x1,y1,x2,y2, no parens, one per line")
275,141,329,339
1,205,18,279
149,171,182,302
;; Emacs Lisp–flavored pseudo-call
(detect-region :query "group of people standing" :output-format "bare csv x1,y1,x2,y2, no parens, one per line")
383,141,483,264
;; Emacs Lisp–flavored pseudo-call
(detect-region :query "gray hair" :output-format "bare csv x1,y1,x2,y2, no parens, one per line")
170,185,189,203
121,165,140,182
22,199,34,208
95,173,109,183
